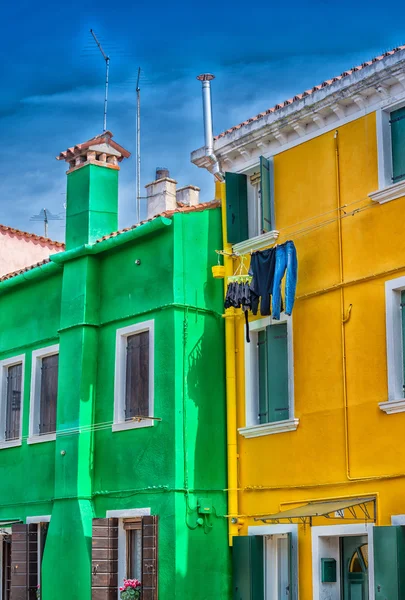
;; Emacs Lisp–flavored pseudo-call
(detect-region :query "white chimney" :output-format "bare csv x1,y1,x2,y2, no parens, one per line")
146,168,177,218
176,185,200,207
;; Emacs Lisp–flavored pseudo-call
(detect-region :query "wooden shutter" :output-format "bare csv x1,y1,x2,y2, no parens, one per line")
374,526,405,599
125,332,149,419
401,291,405,397
260,156,272,233
5,364,22,441
10,523,37,600
40,354,58,435
266,323,289,422
257,330,268,424
225,172,248,244
390,107,405,183
232,536,264,600
142,515,158,600
92,518,118,600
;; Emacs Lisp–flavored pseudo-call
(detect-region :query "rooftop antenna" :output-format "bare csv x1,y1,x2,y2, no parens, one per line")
90,29,110,132
30,209,62,238
136,67,141,223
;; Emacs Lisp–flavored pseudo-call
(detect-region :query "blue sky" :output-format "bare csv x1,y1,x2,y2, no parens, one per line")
1,0,404,240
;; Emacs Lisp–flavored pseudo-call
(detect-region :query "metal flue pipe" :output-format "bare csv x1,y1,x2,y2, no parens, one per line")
197,74,224,181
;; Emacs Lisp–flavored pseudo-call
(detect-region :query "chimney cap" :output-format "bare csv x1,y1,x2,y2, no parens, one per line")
56,131,131,166
155,167,170,180
197,73,215,82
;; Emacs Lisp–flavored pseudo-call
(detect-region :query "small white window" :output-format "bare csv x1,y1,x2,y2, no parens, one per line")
0,355,25,448
372,102,405,202
239,315,298,438
113,320,154,431
380,276,405,414
28,345,59,444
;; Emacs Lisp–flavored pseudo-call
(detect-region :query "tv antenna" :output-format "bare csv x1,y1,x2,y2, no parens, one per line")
136,67,141,223
30,208,62,238
90,29,110,132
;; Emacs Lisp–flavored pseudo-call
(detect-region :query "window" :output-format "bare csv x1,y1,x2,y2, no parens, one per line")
114,321,154,431
239,316,298,438
0,355,24,448
225,156,277,252
380,276,405,414
29,345,59,443
390,107,405,184
124,520,142,581
1,533,11,600
372,104,405,203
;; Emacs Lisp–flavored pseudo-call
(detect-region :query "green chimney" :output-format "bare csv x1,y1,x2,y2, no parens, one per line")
57,132,130,250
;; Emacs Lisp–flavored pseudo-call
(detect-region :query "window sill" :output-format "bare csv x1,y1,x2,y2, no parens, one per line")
27,433,56,445
233,230,280,254
112,419,154,432
0,439,22,449
379,399,405,414
369,180,405,204
238,418,299,438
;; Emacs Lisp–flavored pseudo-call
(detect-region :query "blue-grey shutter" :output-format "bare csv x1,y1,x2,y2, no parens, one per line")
390,107,405,183
266,323,289,422
374,526,405,600
260,156,272,232
258,330,268,424
225,172,248,244
232,536,264,600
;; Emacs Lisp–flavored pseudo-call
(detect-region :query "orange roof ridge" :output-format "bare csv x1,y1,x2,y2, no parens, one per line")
214,44,405,141
0,224,65,248
0,258,51,282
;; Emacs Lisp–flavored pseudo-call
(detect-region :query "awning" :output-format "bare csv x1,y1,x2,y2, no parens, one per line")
255,497,376,525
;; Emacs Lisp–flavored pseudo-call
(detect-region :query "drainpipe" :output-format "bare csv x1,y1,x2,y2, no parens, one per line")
197,74,224,182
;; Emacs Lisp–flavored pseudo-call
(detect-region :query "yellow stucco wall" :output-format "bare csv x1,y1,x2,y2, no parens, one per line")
220,112,405,599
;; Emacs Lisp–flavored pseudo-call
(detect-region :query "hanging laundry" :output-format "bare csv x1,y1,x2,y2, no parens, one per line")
224,279,252,342
249,247,277,316
272,240,297,320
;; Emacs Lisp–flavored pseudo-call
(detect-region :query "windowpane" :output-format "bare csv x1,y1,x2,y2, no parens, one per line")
5,364,22,441
39,354,58,434
126,529,142,580
125,331,149,420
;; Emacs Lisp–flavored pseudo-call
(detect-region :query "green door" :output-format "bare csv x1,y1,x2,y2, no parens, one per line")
341,536,369,600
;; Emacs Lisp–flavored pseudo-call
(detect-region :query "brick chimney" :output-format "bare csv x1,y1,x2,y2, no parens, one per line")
57,131,130,250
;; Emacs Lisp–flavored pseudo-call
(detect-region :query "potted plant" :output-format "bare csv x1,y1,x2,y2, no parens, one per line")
119,579,142,599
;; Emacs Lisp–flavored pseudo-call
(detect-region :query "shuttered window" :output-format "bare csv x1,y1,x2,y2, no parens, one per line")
10,523,38,600
259,156,273,233
5,364,22,441
390,106,405,183
125,331,150,420
39,354,58,435
2,535,11,600
257,323,289,424
225,172,248,244
124,520,142,581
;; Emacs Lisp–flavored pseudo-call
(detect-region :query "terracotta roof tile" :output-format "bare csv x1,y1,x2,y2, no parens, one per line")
0,224,64,248
214,44,405,140
0,258,51,282
57,131,130,162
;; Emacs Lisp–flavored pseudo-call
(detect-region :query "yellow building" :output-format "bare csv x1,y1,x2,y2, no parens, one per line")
193,49,405,600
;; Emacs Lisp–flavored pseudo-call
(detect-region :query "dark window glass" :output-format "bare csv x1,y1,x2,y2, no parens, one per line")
126,528,142,580
125,332,149,420
5,364,22,441
2,536,11,600
39,354,58,435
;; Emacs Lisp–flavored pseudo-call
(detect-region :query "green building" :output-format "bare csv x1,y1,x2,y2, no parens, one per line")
0,132,230,600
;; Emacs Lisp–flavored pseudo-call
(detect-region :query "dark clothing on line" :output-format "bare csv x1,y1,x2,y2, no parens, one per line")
249,247,277,316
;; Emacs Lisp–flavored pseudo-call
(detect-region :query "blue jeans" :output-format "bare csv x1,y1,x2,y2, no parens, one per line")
272,241,297,319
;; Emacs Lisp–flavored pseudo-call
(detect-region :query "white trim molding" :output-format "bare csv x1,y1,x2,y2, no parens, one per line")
233,230,279,255
241,315,298,438
26,515,51,524
369,180,405,204
28,344,59,444
113,320,155,431
381,276,405,413
0,354,25,449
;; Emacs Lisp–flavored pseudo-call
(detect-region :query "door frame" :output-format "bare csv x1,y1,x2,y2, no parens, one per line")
248,523,299,599
311,524,375,600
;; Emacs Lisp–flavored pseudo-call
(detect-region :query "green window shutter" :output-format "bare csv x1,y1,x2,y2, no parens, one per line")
390,107,405,183
260,156,272,232
225,172,248,244
266,323,289,422
258,330,268,424
374,525,405,599
401,290,405,397
232,536,264,600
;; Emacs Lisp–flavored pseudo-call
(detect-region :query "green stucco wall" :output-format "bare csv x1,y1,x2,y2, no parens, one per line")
0,205,230,598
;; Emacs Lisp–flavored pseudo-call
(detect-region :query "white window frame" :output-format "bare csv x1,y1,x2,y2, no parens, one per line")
106,508,151,599
370,101,405,204
239,315,298,438
380,276,405,414
113,320,154,432
28,345,59,444
0,354,25,449
26,515,51,589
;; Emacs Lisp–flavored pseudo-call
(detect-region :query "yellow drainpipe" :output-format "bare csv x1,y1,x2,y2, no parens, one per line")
216,181,239,546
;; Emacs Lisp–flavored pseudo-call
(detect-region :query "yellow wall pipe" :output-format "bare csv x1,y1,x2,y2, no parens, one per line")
216,181,239,546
